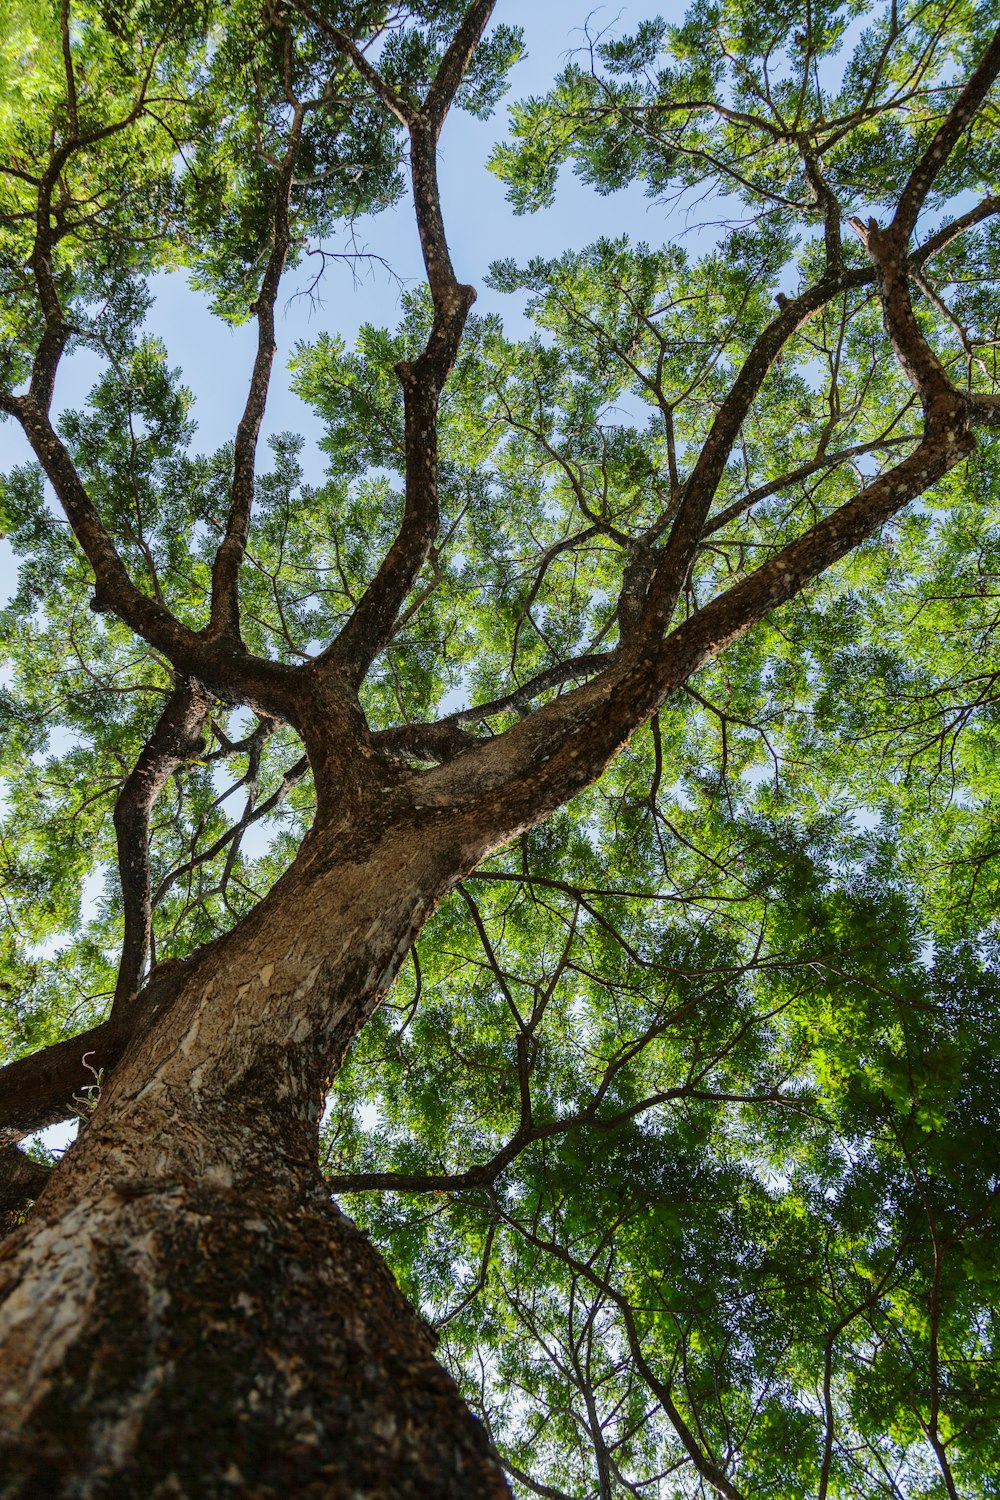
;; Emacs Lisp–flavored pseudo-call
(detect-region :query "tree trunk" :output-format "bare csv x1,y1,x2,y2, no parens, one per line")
0,809,510,1499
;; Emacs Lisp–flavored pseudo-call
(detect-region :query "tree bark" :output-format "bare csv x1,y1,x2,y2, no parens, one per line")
0,808,510,1499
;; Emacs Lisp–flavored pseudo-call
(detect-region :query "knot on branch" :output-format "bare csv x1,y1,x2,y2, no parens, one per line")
929,387,975,432
453,283,477,315
617,542,659,640
849,215,902,260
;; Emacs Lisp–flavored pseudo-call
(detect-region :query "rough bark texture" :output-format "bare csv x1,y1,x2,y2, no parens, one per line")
0,1187,505,1499
0,815,510,1498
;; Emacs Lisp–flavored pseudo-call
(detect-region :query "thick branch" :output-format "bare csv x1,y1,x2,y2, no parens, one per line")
0,953,203,1150
0,393,304,720
0,1147,51,1236
449,653,614,726
399,191,995,860
965,391,1000,427
910,192,1000,266
853,214,960,414
620,45,1000,653
1,395,200,659
661,431,972,695
419,415,973,846
802,146,843,273
373,721,479,764
285,1,413,125
287,0,497,139
407,205,982,837
0,1016,129,1148
25,103,152,410
850,50,999,422
316,366,458,684
112,679,212,1011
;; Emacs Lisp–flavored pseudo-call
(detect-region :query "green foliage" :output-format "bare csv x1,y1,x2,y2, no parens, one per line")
328,756,1000,1495
3,1,1000,1495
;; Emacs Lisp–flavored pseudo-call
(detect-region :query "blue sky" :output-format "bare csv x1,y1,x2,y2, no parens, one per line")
0,1,691,607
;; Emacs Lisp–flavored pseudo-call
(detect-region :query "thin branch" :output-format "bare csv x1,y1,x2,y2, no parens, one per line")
209,97,306,640
285,0,413,125
702,436,915,537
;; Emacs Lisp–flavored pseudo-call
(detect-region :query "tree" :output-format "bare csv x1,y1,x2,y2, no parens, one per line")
1,0,1000,1494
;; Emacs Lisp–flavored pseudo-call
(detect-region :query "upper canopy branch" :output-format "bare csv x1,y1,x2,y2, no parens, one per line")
285,0,497,138
890,23,1000,246
0,35,304,719
283,1,413,126
0,54,195,656
701,436,917,538
423,0,499,139
607,29,1000,660
20,35,170,412
622,266,870,652
411,24,1000,845
847,27,1000,420
209,100,306,643
306,3,496,687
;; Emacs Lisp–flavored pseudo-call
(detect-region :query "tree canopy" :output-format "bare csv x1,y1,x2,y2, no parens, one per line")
2,2,1000,1496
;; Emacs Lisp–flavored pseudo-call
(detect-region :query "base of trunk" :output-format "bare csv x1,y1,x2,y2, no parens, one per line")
0,1177,508,1499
